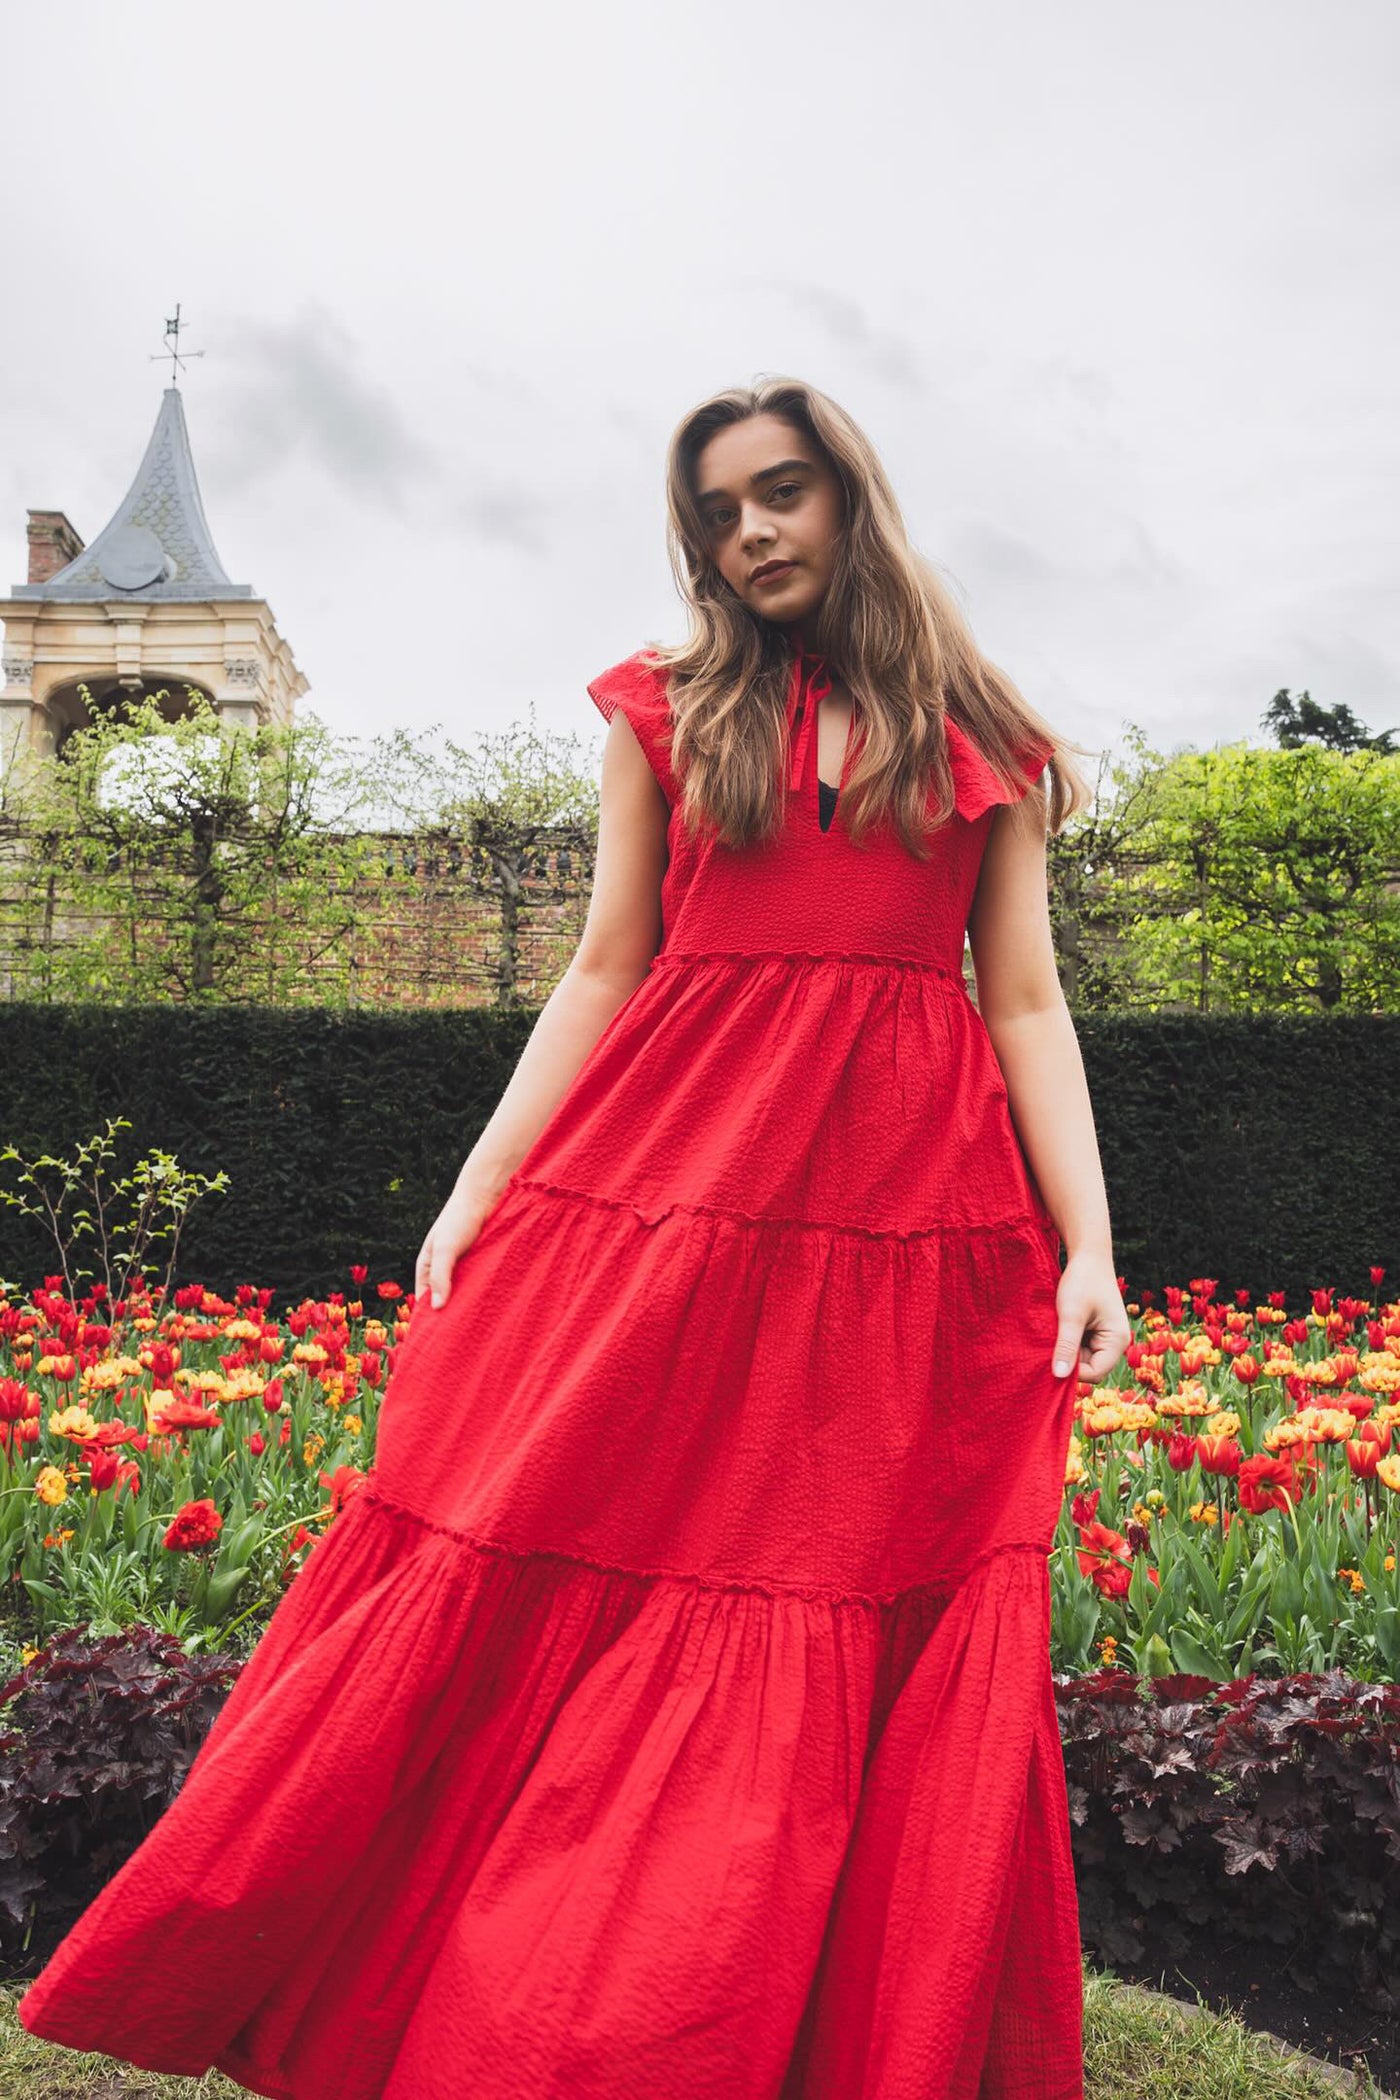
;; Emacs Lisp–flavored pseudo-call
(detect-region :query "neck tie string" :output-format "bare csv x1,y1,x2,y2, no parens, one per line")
784,647,833,793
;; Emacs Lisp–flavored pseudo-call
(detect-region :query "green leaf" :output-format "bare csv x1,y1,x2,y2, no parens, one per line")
1373,1609,1400,1672
1269,1559,1305,1625
202,1565,251,1620
217,1519,264,1571
1169,1625,1229,1679
1139,1633,1174,1678
1174,1531,1222,1619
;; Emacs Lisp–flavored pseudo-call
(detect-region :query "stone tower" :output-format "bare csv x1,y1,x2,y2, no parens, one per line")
0,386,308,778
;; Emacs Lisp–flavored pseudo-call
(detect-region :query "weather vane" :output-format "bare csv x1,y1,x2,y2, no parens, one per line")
149,303,205,387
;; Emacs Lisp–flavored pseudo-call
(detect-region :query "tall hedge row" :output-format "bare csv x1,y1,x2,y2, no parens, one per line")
0,1004,1393,1304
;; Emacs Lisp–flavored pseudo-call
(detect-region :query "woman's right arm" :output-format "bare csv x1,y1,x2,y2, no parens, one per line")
415,709,670,1307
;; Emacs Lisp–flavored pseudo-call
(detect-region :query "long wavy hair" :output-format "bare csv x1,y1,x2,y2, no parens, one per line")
643,377,1093,858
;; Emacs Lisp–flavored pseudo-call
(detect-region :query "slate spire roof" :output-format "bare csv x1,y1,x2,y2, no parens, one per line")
13,387,252,601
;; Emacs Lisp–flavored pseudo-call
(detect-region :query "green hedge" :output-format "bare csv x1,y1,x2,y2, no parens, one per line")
0,1005,1394,1304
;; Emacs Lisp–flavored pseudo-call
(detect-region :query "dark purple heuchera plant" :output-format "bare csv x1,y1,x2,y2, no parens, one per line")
2,1627,1398,2011
0,1624,238,1968
1058,1667,1400,2011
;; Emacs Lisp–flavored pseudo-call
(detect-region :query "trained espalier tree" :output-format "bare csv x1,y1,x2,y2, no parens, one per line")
0,686,384,1005
368,701,603,1009
1056,715,1400,1014
0,686,602,1008
1108,734,1400,1012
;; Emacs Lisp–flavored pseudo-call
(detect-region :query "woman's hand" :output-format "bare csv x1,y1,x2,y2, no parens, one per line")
414,1175,509,1310
1051,1249,1131,1384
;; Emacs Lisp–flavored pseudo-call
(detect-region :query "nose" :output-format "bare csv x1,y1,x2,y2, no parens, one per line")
740,503,776,551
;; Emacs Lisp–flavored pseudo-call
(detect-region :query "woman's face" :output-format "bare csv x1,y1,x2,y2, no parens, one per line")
693,413,844,634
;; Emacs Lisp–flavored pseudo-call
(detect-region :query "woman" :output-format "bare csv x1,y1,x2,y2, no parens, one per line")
18,377,1128,2099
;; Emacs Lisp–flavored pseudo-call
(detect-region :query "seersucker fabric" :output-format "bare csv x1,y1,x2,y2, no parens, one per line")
16,643,1084,2098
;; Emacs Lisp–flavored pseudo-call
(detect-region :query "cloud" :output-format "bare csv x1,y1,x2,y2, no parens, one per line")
771,282,928,393
200,305,560,549
949,513,1186,591
202,302,436,511
1025,353,1120,417
447,485,554,555
949,520,1065,587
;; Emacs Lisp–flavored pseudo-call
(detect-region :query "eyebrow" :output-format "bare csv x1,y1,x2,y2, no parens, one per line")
695,458,813,508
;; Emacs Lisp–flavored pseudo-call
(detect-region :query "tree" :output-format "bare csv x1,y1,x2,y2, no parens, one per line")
1045,726,1162,1012
368,701,602,1010
0,686,604,1009
0,685,385,1004
1261,688,1397,754
1094,736,1400,1012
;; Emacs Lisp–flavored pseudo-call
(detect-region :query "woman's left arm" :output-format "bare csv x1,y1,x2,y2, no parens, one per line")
965,782,1131,1384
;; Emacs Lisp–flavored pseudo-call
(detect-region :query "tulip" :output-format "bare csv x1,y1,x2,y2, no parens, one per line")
1166,1431,1198,1472
1197,1435,1242,1477
1346,1439,1382,1479
1238,1453,1299,1515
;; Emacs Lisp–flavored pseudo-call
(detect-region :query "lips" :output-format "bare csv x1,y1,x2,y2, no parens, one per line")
751,560,796,584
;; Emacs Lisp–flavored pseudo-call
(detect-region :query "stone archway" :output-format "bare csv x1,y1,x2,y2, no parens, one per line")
43,675,217,759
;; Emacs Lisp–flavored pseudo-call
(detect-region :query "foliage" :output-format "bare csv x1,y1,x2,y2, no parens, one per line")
0,686,602,1008
1060,1667,1400,2018
0,1263,401,1651
1053,1273,1400,1682
0,1624,238,1961
0,1116,229,1308
1077,734,1400,1013
0,687,382,1004
5,682,1398,1016
0,1244,1398,1673
1263,686,1398,754
1044,726,1161,1012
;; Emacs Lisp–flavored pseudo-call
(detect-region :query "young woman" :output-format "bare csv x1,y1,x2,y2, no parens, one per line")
18,378,1129,2099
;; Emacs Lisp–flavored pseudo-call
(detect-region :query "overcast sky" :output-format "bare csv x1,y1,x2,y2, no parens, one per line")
2,0,1395,781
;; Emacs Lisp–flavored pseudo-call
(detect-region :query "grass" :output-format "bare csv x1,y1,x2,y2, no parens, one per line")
0,1970,1387,2098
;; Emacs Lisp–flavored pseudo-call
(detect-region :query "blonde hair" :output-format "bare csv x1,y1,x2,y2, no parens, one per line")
645,375,1093,857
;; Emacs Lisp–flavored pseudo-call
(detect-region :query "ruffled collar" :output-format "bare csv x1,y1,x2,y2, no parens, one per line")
782,643,835,794
942,713,1053,820
781,632,1047,819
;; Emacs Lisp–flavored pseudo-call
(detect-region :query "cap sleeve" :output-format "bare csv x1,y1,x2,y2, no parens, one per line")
587,650,678,806
943,715,1054,823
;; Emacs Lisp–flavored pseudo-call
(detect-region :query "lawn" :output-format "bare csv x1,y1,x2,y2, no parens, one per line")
0,1970,1387,2099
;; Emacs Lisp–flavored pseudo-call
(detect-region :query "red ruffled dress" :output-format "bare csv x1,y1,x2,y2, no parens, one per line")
16,645,1084,2099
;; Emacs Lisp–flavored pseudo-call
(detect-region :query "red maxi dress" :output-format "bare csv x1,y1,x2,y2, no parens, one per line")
16,644,1085,2100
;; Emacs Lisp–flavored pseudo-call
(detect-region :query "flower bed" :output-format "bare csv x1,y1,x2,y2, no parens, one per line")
0,1268,405,1658
0,1266,1396,1678
1054,1272,1400,1682
0,1264,1396,2081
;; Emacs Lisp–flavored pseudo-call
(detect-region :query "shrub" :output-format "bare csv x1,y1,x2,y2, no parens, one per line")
1059,1666,1400,2014
0,1624,237,1964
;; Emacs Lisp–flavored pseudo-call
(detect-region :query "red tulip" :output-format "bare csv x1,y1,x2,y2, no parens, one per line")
162,1498,222,1553
1238,1453,1299,1515
1197,1435,1242,1477
1346,1439,1382,1479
